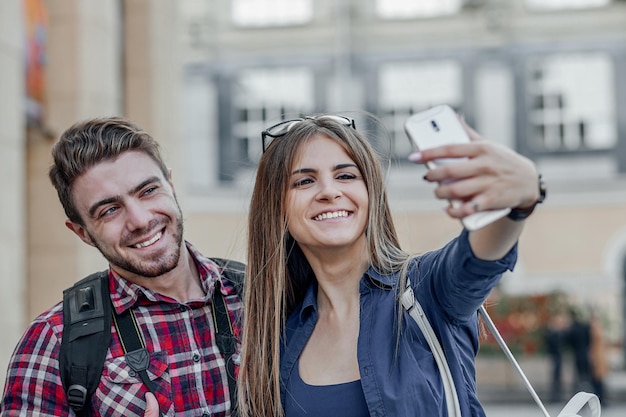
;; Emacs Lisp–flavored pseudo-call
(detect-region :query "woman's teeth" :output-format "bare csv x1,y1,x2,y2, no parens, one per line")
314,210,348,221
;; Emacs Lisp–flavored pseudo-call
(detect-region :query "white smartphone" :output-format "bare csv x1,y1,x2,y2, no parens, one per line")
404,104,510,231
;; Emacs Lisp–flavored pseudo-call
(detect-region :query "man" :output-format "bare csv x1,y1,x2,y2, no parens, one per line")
0,117,242,417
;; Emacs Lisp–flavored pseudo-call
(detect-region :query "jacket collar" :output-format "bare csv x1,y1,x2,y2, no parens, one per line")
296,264,400,324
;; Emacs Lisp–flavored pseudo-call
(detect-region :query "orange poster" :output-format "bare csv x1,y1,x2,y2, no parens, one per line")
23,0,48,125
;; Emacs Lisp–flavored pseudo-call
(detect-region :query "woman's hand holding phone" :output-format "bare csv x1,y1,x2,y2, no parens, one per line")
405,105,538,230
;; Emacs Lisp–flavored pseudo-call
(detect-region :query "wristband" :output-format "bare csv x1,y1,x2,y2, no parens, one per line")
507,174,546,221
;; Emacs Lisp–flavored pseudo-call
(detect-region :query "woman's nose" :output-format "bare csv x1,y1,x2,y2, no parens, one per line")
316,179,341,201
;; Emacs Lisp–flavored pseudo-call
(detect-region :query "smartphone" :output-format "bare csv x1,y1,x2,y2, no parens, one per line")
404,104,510,231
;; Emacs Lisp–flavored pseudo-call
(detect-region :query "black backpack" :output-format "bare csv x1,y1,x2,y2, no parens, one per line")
59,258,244,417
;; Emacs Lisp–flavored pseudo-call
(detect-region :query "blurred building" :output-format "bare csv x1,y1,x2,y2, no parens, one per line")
1,0,626,390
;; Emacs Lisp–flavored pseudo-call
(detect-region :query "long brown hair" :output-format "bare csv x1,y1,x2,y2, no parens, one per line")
238,115,412,416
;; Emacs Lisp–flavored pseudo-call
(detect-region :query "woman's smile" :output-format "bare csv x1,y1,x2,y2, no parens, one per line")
313,210,350,221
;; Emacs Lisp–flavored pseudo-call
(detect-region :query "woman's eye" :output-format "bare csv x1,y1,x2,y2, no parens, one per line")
337,173,357,180
293,178,313,187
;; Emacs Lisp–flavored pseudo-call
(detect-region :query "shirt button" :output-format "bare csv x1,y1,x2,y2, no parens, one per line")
179,304,186,312
201,412,210,417
192,351,201,362
129,370,137,377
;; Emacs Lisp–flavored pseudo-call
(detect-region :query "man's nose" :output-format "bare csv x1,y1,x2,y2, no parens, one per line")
125,201,152,230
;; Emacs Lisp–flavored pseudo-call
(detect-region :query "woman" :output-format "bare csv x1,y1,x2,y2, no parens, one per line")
238,114,542,416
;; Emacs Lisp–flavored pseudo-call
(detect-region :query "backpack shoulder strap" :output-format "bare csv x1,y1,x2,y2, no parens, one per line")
112,306,165,417
209,257,245,416
60,260,245,416
210,257,245,294
60,271,111,417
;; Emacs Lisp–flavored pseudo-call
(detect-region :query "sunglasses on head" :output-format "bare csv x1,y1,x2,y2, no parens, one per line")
261,115,356,153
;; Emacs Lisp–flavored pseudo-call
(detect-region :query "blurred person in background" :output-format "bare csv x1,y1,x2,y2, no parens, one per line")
588,307,608,405
543,307,570,403
565,306,593,396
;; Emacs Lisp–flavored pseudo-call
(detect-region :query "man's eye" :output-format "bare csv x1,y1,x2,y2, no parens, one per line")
101,207,118,217
143,186,157,195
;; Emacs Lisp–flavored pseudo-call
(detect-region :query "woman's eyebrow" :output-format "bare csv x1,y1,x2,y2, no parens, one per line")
291,163,357,176
290,167,316,175
336,163,358,170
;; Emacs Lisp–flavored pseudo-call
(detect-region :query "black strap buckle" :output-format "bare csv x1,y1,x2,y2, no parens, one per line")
67,384,88,410
126,348,150,372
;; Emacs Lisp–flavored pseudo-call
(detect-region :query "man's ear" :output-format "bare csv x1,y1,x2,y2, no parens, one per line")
65,219,95,247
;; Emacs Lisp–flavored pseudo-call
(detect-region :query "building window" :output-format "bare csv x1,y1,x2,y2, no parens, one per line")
233,67,315,165
232,0,312,27
376,0,461,19
378,60,462,159
527,53,616,154
525,0,609,11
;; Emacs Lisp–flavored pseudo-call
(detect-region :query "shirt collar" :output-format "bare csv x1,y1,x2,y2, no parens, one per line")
364,265,400,289
109,240,222,313
296,264,400,324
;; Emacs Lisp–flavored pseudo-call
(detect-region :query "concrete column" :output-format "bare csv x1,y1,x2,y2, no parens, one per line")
124,0,184,197
26,0,185,320
0,0,26,390
28,0,123,319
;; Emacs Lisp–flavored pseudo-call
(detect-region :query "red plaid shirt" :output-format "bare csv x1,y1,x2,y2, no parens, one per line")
0,242,243,417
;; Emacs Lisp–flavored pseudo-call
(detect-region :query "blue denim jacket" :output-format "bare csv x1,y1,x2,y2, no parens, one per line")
280,230,517,416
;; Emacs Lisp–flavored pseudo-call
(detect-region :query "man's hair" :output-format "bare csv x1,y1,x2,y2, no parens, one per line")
49,117,169,225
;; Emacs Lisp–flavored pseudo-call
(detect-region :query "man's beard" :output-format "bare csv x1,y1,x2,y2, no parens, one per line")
89,211,185,278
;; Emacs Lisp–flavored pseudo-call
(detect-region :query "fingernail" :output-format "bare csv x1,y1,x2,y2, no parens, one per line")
408,152,422,162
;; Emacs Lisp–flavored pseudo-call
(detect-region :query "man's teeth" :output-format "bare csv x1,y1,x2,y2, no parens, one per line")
134,232,162,248
314,210,349,221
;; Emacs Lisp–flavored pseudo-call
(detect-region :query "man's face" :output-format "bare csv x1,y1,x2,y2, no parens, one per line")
66,151,184,280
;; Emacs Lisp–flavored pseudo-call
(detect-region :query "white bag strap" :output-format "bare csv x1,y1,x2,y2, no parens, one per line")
401,279,601,417
478,306,601,417
556,392,601,417
402,281,462,417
